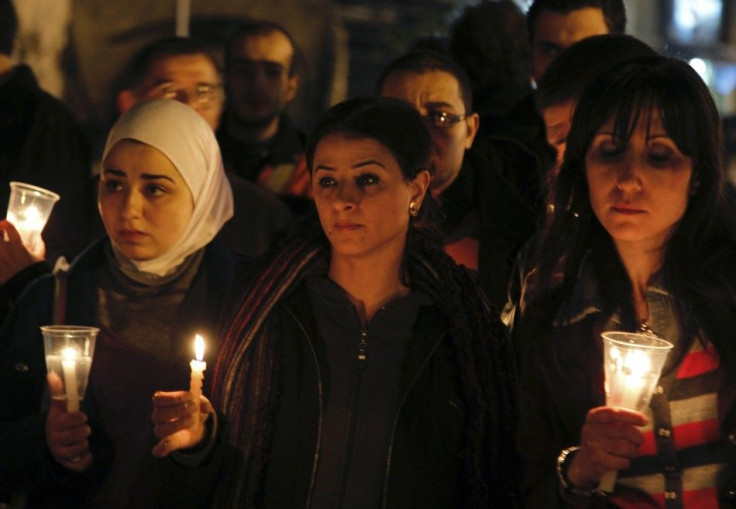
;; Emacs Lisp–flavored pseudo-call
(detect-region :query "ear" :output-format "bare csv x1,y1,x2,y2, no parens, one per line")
284,74,299,103
116,89,138,115
409,169,432,209
464,112,480,149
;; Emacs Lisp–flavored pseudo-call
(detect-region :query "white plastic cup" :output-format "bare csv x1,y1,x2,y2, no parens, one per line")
6,181,60,252
41,326,99,412
598,331,673,492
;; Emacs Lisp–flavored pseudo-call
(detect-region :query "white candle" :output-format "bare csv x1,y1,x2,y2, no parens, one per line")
61,347,79,412
189,334,206,410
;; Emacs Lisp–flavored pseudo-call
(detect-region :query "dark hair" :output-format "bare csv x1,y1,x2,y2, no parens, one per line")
376,50,473,113
535,34,656,112
450,0,531,115
225,20,297,77
117,36,220,94
0,0,18,56
531,55,736,368
527,0,626,41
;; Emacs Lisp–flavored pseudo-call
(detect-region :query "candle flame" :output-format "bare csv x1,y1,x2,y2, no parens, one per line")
194,334,205,361
62,347,78,362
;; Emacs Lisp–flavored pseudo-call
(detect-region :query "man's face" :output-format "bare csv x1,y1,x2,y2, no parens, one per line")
226,31,299,127
136,54,224,130
380,70,478,195
531,7,609,81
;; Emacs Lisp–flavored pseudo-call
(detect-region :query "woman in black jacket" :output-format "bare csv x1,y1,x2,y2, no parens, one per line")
153,97,520,508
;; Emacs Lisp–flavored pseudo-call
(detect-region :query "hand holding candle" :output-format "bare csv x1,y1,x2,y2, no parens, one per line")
151,335,210,458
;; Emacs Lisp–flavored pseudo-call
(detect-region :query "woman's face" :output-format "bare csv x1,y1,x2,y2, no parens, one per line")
100,140,194,260
585,108,693,253
312,133,429,263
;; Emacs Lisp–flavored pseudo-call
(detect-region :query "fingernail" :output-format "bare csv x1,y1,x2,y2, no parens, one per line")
152,391,159,401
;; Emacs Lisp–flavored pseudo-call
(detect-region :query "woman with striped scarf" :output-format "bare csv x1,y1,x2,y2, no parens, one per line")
153,97,520,508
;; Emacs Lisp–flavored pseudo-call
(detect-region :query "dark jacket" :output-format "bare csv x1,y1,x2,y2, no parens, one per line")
258,284,470,508
0,65,92,262
0,237,238,508
441,147,538,308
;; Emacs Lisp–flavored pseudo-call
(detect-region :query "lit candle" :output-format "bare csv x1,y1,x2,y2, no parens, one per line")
189,334,206,415
61,347,79,412
7,204,45,249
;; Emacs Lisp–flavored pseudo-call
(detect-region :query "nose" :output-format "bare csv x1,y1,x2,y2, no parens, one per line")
120,190,143,220
615,155,642,193
334,181,359,210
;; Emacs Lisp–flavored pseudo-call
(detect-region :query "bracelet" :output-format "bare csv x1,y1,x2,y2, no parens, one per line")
556,446,600,499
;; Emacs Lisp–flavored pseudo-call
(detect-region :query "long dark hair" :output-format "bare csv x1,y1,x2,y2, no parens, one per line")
529,55,736,368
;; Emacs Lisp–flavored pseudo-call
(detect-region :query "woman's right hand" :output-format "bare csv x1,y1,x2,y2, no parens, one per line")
151,391,212,458
567,406,648,490
45,373,93,471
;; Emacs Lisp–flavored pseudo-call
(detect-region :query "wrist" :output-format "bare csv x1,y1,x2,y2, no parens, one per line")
557,446,602,499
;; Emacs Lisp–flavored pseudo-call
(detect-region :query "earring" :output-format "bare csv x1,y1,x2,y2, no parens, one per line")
409,201,419,217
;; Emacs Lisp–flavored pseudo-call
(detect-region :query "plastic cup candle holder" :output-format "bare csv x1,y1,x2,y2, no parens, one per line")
6,182,60,252
41,326,99,412
598,331,673,492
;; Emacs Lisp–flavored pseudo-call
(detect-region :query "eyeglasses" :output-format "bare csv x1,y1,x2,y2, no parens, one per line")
146,82,224,109
422,110,467,129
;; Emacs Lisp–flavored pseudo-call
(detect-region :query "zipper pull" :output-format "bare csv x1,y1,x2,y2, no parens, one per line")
357,330,368,367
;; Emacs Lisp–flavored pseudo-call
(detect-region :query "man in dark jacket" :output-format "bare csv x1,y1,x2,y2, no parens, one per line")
378,51,538,309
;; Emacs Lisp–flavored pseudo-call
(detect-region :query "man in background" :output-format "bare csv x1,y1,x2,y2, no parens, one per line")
528,0,626,82
378,51,537,308
217,20,312,219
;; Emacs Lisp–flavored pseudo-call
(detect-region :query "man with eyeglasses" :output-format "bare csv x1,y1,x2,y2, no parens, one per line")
377,51,537,308
115,37,225,130
217,21,312,221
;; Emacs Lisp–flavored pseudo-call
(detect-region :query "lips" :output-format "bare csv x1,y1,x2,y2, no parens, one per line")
117,229,146,242
333,221,361,232
611,204,645,215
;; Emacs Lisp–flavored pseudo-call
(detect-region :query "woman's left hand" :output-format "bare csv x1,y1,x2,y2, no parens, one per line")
151,390,212,458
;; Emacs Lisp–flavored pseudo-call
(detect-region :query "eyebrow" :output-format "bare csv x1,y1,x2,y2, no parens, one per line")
424,101,456,111
102,168,177,183
314,159,387,172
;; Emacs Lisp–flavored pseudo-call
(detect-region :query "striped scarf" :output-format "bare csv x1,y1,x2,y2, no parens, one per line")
209,235,326,507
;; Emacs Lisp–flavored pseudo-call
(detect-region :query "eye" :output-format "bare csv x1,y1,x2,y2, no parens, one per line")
598,138,625,158
647,146,675,165
145,184,168,197
103,179,123,192
317,176,337,188
356,173,379,187
426,110,448,127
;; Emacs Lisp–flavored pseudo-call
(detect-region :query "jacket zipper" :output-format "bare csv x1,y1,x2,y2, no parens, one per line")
336,326,369,507
283,305,324,509
381,330,446,509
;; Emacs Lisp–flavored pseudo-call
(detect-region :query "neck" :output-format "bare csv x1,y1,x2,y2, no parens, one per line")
615,241,665,322
226,111,281,144
0,55,13,75
328,249,409,325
